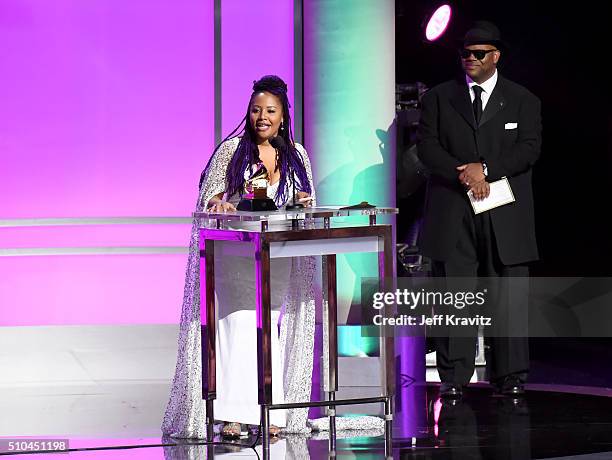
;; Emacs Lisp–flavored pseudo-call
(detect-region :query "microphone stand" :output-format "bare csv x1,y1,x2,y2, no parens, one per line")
285,169,304,210
285,169,303,230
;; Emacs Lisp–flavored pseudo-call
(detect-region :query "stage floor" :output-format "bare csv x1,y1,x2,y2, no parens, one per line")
2,384,612,459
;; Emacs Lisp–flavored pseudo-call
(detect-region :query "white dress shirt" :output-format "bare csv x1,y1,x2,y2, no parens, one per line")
466,69,498,111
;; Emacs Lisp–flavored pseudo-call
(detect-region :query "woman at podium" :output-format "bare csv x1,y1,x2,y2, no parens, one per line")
162,75,316,438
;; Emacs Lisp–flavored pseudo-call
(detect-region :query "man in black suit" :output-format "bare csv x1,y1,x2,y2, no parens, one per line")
417,21,542,398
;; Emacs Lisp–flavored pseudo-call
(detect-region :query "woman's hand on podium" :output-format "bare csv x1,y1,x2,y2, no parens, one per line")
208,199,236,213
297,192,313,207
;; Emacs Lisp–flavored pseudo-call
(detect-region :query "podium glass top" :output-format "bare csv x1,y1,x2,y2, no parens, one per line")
193,206,398,222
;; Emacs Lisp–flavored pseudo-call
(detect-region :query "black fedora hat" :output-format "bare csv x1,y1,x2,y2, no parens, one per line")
457,20,507,50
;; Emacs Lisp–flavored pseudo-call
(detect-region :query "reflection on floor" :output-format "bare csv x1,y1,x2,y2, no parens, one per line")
2,384,612,459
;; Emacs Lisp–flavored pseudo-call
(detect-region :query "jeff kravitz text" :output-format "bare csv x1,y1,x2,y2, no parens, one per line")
372,314,492,326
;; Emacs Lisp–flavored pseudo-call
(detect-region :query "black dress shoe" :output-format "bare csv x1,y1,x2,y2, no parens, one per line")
497,375,525,396
440,382,463,399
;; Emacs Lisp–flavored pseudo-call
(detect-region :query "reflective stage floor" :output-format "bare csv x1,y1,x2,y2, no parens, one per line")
2,384,612,459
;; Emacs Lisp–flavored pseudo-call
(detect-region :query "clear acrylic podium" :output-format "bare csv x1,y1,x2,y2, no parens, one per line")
194,206,398,458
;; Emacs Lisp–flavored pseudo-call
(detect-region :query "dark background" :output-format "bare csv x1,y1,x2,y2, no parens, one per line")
395,0,612,386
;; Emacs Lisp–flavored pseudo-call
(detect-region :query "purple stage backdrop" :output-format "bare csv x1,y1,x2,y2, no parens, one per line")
0,0,214,218
1,0,296,326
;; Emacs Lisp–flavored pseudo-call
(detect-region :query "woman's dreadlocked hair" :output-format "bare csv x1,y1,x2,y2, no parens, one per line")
198,75,311,205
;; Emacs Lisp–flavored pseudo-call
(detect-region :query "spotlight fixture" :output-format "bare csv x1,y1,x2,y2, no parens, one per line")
424,4,452,42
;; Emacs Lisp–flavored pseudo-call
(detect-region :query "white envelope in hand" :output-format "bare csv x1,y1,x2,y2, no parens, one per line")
468,177,516,214
505,122,518,130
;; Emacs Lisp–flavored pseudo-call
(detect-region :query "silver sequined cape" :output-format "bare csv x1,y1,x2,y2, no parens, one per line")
161,137,317,437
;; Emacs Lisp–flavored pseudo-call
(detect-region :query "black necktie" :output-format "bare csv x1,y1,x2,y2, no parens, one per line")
472,85,484,125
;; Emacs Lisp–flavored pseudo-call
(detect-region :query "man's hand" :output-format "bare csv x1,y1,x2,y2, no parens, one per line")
469,180,490,201
457,163,485,187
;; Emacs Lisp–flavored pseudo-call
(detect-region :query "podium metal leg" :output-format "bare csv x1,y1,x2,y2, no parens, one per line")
322,254,338,455
201,236,217,441
261,405,270,460
327,391,337,456
379,226,395,455
254,234,273,455
384,396,393,458
205,400,214,441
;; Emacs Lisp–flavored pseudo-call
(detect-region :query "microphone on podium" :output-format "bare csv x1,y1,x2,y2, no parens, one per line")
270,135,304,210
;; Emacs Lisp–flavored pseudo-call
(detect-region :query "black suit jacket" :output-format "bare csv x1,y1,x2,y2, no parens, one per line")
417,75,542,265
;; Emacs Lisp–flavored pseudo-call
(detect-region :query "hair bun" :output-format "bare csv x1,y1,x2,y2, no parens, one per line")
252,75,288,94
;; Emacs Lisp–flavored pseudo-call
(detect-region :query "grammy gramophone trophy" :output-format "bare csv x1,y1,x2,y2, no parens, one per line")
236,163,278,212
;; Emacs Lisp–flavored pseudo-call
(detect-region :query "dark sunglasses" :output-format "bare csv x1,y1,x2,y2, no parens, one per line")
459,48,498,60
